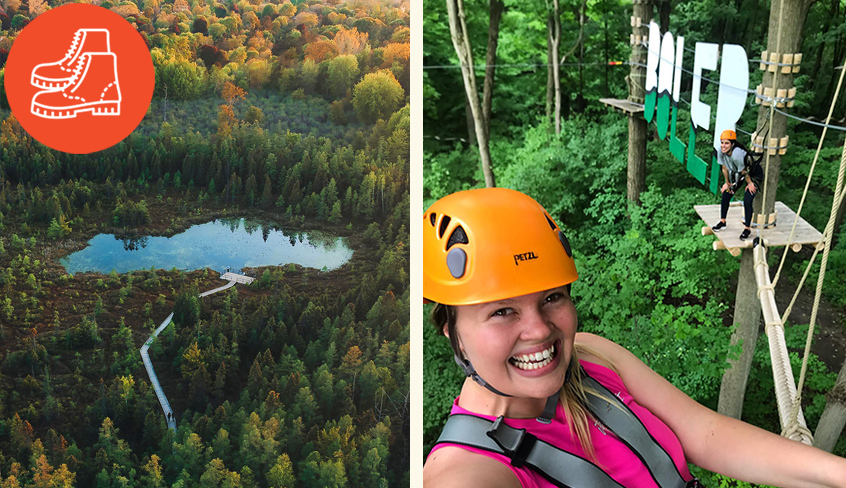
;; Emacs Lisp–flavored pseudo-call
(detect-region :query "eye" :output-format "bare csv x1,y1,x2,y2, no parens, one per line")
543,292,567,304
491,308,513,318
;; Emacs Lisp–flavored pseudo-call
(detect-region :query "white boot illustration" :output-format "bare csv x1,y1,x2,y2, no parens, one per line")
31,28,111,90
31,52,121,119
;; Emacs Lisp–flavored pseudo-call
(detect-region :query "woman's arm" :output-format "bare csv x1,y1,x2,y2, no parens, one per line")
424,446,522,488
722,165,732,192
576,333,846,488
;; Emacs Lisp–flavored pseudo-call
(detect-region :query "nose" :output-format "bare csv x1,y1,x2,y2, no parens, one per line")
518,306,553,341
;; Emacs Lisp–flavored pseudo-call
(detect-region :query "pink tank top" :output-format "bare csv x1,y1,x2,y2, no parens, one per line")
428,360,692,488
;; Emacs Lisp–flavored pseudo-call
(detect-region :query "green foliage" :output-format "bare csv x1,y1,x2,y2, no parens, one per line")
156,58,209,100
327,55,360,99
113,200,152,227
353,71,405,124
47,216,71,239
497,115,628,227
69,315,102,347
173,288,201,328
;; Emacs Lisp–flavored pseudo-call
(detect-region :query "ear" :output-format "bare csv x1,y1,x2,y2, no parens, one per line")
442,323,449,338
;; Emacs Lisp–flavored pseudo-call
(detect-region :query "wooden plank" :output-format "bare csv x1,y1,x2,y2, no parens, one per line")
599,98,644,115
695,201,823,253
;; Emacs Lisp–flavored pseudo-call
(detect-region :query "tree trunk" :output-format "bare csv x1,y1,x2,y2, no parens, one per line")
554,0,586,134
718,250,763,418
550,0,561,134
834,195,845,246
547,23,554,122
576,0,585,113
627,0,651,205
823,38,846,118
446,0,496,187
483,0,504,142
659,0,670,34
718,0,813,418
808,0,838,94
603,0,609,97
814,362,846,451
465,94,477,146
627,116,647,204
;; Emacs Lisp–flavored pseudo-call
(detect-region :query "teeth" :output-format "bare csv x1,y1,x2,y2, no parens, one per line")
511,344,557,370
512,357,553,370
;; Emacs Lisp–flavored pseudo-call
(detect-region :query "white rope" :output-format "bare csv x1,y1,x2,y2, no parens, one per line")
753,244,813,445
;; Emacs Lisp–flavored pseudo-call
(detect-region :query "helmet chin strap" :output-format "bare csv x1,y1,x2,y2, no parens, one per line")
454,354,512,397
454,354,571,424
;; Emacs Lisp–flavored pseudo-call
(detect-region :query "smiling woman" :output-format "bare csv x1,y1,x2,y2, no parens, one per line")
422,188,846,488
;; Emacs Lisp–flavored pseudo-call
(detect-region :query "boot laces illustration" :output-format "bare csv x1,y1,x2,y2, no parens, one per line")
30,28,111,90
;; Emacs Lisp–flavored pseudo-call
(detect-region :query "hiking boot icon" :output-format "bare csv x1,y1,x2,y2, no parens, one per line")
31,52,121,119
29,28,121,119
31,28,111,90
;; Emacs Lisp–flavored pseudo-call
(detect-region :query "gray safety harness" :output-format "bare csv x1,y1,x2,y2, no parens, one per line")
433,371,701,488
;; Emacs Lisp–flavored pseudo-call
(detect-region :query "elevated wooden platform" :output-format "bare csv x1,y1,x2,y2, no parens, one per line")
695,201,823,256
220,272,255,284
599,98,644,115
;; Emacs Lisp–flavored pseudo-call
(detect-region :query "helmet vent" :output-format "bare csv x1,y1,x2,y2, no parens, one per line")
430,213,437,226
446,225,468,250
438,216,451,239
544,213,557,231
558,231,573,257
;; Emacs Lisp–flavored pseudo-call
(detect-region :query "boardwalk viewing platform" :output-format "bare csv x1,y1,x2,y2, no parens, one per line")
220,271,256,285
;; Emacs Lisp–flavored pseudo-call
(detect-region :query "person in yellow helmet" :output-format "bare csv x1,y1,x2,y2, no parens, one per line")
423,187,846,488
711,129,764,240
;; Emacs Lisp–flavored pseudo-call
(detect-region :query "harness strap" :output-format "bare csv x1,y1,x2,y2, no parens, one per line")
433,370,698,488
437,414,625,488
581,375,689,488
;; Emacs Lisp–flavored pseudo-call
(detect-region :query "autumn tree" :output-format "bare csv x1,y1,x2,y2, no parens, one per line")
327,55,359,99
352,71,405,124
334,27,368,55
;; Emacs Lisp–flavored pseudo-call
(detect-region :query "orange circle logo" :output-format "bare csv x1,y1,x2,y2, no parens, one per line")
4,4,154,154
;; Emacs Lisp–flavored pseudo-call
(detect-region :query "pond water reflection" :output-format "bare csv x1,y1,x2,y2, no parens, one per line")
60,218,353,274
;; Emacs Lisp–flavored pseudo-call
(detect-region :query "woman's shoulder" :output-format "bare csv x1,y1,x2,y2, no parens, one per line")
574,332,625,364
424,445,522,488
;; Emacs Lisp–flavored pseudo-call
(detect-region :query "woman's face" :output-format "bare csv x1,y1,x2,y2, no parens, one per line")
452,286,577,399
720,139,733,154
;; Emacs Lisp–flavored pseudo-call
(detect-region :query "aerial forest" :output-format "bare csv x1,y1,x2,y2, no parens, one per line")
0,0,410,486
424,0,846,486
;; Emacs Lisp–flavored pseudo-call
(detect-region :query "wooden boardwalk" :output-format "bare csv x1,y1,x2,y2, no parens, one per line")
140,275,244,430
695,201,823,256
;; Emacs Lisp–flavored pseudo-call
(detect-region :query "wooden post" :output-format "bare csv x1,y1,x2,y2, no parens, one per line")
627,0,651,205
718,0,813,419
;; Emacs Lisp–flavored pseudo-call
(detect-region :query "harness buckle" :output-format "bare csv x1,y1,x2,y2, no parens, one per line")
486,416,537,468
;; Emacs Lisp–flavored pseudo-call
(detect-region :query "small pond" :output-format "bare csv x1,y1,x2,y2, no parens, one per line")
60,218,353,274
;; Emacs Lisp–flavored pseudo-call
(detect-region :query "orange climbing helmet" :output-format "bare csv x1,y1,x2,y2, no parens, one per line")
423,188,578,306
720,129,737,141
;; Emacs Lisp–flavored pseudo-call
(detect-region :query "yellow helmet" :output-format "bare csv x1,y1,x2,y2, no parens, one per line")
423,188,578,305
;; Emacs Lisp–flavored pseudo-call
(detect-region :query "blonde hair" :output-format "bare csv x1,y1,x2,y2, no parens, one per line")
561,344,620,462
